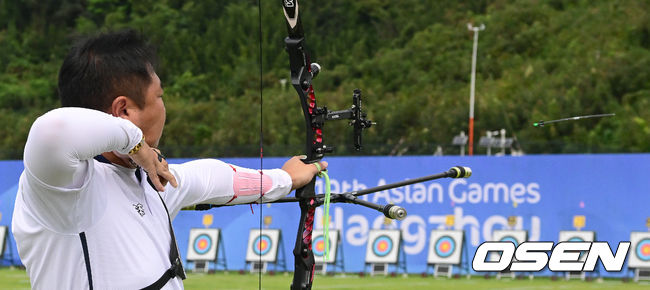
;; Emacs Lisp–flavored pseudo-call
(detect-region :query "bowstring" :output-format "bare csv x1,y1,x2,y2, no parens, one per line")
257,0,263,289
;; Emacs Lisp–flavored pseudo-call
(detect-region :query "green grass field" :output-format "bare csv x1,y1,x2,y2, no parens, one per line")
2,268,649,289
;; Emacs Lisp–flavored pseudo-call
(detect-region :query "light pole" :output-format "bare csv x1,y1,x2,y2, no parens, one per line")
467,23,485,156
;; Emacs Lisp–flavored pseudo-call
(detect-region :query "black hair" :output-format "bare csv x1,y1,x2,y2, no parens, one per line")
58,29,158,111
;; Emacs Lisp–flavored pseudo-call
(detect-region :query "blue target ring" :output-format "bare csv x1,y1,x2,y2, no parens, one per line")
312,235,328,257
193,234,212,255
636,239,650,261
372,235,393,257
568,237,587,259
253,234,272,256
500,236,519,247
434,236,456,258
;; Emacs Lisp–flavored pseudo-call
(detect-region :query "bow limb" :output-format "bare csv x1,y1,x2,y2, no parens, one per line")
282,1,322,289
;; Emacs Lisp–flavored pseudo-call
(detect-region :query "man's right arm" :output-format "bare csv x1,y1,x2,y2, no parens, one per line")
23,107,143,189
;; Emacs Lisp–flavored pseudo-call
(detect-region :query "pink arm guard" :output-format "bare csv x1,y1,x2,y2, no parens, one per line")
226,165,273,204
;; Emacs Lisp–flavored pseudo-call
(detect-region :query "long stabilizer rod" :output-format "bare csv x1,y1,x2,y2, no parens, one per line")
189,166,471,221
273,166,471,203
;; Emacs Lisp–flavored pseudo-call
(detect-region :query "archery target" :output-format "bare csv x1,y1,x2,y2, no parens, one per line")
246,229,281,262
427,230,464,264
558,231,595,262
636,240,650,261
254,235,272,256
628,232,650,268
186,228,220,261
492,230,527,246
365,230,401,263
0,226,6,258
312,230,339,263
489,230,528,262
373,236,393,257
435,236,455,257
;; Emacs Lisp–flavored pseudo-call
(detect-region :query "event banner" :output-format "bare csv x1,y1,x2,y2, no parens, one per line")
1,154,649,276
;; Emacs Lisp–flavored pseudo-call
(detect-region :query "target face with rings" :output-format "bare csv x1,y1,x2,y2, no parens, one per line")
193,234,212,255
246,229,281,262
629,232,650,268
568,237,587,260
312,235,329,257
253,234,272,256
500,236,519,247
636,239,650,261
186,228,220,261
427,230,464,264
434,236,456,257
372,235,393,257
558,231,594,262
312,230,339,263
365,230,401,263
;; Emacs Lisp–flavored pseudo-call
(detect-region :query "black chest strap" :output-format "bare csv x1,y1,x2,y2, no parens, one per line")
135,168,187,289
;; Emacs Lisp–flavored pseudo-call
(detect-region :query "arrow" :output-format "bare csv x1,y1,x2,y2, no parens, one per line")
533,113,615,127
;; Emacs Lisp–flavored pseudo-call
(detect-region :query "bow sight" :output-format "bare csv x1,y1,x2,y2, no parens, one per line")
284,42,373,158
308,71,374,152
325,88,374,151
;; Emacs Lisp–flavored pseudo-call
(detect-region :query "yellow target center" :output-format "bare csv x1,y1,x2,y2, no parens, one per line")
642,244,650,255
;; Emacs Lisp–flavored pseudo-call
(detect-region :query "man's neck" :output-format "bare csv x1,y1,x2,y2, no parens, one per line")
101,152,135,168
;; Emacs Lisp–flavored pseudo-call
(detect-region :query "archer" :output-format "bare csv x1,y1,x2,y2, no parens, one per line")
12,29,325,289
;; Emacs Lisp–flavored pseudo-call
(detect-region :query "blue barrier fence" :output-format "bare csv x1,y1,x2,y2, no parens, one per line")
1,154,648,277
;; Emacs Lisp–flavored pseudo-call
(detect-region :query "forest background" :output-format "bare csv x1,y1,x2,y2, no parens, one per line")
0,0,648,159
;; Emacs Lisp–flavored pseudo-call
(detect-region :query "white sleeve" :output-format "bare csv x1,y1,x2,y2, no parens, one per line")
23,107,143,189
163,159,293,218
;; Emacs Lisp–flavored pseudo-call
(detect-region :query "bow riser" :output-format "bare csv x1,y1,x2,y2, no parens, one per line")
284,37,326,162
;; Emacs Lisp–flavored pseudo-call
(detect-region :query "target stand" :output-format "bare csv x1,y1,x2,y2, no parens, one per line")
629,232,650,282
558,230,597,281
0,226,6,260
432,264,455,278
0,226,15,268
634,269,650,282
245,229,287,273
426,230,469,278
186,228,227,272
364,229,407,276
496,269,515,280
0,226,6,259
312,230,344,275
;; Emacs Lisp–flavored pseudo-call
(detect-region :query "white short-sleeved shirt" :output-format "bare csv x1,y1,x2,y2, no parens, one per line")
12,108,292,289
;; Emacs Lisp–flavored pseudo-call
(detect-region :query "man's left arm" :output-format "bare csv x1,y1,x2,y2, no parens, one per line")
162,158,293,218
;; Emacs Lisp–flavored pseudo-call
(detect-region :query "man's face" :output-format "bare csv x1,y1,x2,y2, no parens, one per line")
132,72,166,147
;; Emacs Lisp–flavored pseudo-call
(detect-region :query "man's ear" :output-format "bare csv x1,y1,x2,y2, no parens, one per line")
110,96,134,118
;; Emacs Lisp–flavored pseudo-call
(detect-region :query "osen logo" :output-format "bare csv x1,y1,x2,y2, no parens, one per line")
472,241,630,272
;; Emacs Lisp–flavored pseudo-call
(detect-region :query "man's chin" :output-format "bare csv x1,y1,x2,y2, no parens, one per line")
104,151,135,168
112,150,129,159
146,138,160,148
